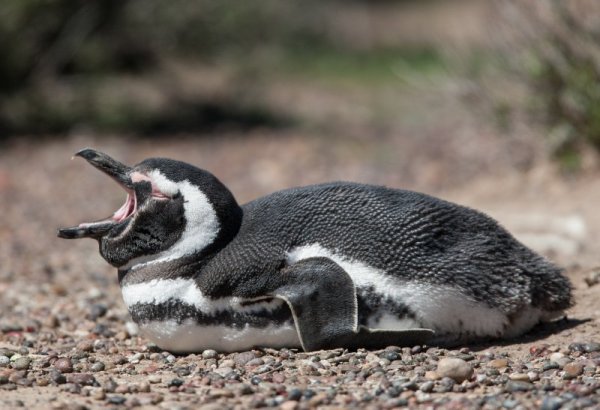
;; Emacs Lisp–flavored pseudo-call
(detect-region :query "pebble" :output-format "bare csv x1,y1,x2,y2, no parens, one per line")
49,370,66,385
66,373,96,386
509,373,530,382
125,321,139,336
129,353,143,363
419,381,434,393
280,401,298,410
425,370,440,380
54,358,73,373
540,396,564,410
505,381,532,392
488,358,509,368
563,362,584,378
76,340,94,352
92,389,106,400
148,375,162,384
287,388,303,401
90,362,105,372
11,357,31,370
202,349,218,359
436,358,473,383
234,351,257,366
107,395,126,405
88,304,108,320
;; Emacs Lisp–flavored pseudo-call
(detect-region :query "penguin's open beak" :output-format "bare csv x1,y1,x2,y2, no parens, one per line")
57,148,135,239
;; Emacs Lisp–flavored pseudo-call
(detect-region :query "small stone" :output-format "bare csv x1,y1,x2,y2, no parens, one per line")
419,381,434,393
88,304,108,320
543,361,560,371
168,378,183,387
66,373,96,386
509,373,530,382
505,380,532,392
54,358,73,373
202,349,218,359
540,396,563,410
148,375,162,384
424,371,440,380
436,358,473,383
0,356,9,367
287,388,303,401
435,377,455,393
129,353,143,363
245,358,265,367
125,322,139,336
114,331,129,341
568,343,586,353
44,315,59,329
383,351,399,361
138,382,151,392
220,359,236,368
50,370,66,384
280,401,299,410
92,389,106,400
233,351,257,366
583,342,600,353
309,392,329,406
36,377,50,387
209,388,234,398
253,365,271,374
214,367,233,377
11,357,31,370
488,359,509,369
584,268,600,287
115,384,130,394
76,340,94,352
563,362,584,378
107,395,126,405
90,362,105,372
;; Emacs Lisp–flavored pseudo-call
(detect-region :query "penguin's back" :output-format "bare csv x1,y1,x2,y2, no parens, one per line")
236,182,571,316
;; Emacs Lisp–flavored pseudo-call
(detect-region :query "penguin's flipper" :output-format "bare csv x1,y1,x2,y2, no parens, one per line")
273,257,358,352
273,257,435,351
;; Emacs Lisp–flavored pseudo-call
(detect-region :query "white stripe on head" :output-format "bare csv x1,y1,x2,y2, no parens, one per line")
123,169,220,270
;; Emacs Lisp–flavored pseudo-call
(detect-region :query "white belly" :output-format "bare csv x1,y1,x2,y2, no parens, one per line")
138,320,301,353
121,278,301,352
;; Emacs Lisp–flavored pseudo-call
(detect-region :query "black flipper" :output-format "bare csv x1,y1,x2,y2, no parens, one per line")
273,257,434,351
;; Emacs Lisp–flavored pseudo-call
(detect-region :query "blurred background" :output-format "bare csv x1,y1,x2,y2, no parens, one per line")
1,0,599,286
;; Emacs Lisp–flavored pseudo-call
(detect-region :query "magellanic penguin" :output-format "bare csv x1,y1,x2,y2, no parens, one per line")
58,149,573,353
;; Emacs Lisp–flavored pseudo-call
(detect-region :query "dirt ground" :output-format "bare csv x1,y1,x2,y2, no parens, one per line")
0,132,598,409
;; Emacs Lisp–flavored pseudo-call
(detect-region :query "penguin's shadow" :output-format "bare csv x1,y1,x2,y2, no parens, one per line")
460,317,590,352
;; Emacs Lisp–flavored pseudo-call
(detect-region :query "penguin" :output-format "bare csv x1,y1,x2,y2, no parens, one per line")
58,149,573,353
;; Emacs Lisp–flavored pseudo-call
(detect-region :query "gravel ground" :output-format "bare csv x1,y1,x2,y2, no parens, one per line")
1,135,599,409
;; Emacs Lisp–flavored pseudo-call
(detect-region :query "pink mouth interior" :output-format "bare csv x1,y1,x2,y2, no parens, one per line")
112,190,137,223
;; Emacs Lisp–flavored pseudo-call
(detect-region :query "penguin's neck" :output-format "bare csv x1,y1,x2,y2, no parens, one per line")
118,203,243,286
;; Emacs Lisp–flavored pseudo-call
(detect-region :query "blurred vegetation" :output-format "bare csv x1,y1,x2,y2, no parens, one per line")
0,0,445,136
501,1,600,170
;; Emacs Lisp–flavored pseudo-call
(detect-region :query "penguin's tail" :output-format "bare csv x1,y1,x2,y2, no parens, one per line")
530,263,574,313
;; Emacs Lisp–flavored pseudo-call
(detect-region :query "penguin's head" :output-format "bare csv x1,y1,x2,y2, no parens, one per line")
58,149,241,268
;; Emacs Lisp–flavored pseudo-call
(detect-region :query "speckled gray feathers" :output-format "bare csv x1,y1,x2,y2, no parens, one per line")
192,181,572,315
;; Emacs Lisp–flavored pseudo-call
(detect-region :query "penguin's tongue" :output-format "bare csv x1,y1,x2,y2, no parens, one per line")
58,148,135,239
